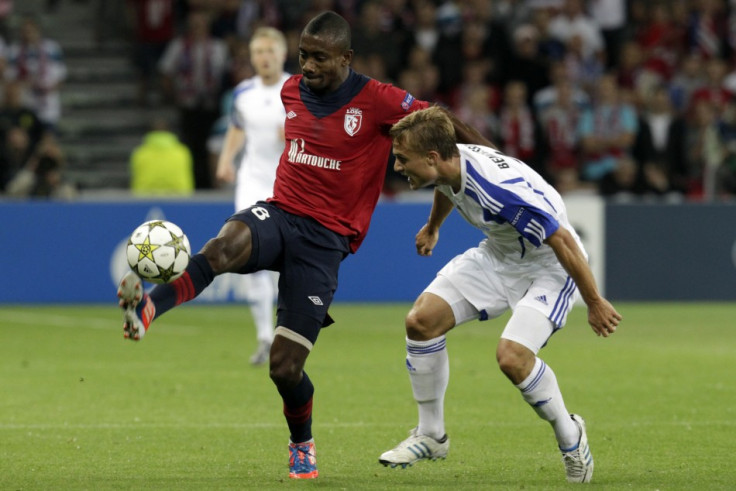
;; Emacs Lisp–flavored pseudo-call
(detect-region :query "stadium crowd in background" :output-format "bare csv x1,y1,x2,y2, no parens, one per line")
142,0,736,201
4,0,736,201
0,9,70,199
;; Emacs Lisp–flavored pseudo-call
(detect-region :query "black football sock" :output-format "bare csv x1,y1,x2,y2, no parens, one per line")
279,371,314,443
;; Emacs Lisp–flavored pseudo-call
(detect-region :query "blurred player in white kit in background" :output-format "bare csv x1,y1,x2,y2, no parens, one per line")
216,27,290,365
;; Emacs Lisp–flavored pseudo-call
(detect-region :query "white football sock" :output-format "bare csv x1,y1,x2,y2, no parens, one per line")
406,336,449,440
247,271,275,344
516,357,580,449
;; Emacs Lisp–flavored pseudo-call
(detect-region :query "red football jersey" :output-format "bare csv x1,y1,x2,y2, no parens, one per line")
270,71,429,252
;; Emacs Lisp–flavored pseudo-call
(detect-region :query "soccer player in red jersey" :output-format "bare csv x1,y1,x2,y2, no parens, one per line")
117,10,491,479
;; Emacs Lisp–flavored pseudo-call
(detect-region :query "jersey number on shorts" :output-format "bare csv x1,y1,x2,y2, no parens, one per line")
251,206,270,221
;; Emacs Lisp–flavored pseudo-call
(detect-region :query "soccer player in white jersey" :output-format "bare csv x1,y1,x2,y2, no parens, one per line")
215,27,290,365
379,107,622,483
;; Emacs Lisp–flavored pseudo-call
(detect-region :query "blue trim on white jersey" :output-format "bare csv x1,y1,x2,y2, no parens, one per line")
464,161,559,247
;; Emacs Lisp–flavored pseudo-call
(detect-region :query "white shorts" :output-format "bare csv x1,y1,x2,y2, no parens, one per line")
234,178,273,212
423,247,579,352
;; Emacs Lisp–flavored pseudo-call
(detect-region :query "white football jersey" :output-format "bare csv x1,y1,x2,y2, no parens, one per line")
436,144,586,271
231,73,290,211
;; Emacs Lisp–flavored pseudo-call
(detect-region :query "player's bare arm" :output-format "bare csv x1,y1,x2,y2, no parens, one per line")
417,189,455,256
216,126,246,184
544,227,622,337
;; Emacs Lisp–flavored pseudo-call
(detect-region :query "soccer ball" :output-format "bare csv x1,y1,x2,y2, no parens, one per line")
126,220,191,284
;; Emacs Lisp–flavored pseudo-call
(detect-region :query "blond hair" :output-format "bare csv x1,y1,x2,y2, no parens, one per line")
389,106,458,160
250,27,287,54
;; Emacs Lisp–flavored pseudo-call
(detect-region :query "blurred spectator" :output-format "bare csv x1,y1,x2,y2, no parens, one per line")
497,80,542,167
231,0,283,41
409,3,440,70
0,80,46,152
503,24,550,103
538,80,586,194
683,99,728,200
449,58,499,113
455,82,498,143
669,53,706,113
635,85,688,197
534,60,590,115
0,126,31,192
435,14,507,98
0,0,11,43
282,27,301,74
130,117,194,196
5,134,76,199
529,6,565,61
635,1,687,83
597,155,641,198
208,0,245,41
351,52,389,82
491,0,531,36
687,0,728,60
461,0,511,71
616,40,663,107
224,38,254,89
718,143,736,196
688,57,734,122
548,0,605,62
397,45,440,100
588,0,627,68
158,9,229,189
578,74,638,182
125,0,175,107
351,1,401,80
561,32,605,95
4,15,67,131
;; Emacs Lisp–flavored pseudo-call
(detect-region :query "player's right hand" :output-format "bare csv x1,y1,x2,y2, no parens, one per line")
416,224,439,256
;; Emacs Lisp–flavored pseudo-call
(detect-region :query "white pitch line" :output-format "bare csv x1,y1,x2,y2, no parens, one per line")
0,421,384,430
1,420,734,430
0,310,202,332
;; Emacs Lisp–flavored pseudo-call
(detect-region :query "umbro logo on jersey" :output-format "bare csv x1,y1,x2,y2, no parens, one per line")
535,295,548,305
308,296,323,306
286,111,297,119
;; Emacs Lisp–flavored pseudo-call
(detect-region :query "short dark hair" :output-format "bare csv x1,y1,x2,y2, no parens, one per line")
303,11,351,51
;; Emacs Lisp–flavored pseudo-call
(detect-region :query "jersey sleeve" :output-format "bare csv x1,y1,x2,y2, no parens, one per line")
465,164,559,247
373,81,430,126
496,191,560,247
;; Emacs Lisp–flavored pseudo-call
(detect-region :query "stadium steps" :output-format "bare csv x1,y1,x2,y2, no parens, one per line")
21,0,162,191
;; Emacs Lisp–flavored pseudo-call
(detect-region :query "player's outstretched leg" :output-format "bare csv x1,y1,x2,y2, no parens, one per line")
117,220,254,341
379,427,449,468
560,414,594,483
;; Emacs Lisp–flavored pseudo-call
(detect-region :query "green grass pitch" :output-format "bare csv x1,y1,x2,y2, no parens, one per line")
1,302,734,490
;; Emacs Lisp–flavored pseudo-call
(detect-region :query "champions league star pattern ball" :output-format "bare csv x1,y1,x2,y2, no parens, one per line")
126,220,191,284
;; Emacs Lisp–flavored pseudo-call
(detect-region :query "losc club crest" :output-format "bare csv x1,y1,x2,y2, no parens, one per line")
344,107,363,136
